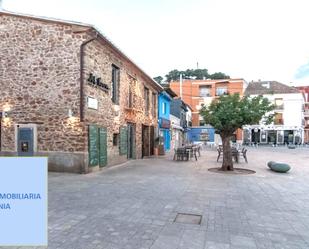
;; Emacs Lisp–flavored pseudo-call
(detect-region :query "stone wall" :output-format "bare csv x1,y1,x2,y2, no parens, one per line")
0,13,87,153
0,12,160,171
83,38,158,161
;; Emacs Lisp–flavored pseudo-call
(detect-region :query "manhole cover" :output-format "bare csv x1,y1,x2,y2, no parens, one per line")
174,213,202,225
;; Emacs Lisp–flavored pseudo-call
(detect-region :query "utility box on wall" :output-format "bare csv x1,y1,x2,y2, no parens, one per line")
17,127,34,156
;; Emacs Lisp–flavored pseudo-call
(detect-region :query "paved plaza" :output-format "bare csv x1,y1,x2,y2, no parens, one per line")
8,147,309,249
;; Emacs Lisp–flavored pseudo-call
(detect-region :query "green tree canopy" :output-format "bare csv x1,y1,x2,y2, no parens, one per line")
200,94,274,171
153,76,163,84
164,69,230,82
209,72,230,79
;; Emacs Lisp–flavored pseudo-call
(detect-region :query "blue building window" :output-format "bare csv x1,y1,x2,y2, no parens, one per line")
162,102,166,114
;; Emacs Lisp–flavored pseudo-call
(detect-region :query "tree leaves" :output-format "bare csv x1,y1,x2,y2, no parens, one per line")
163,69,230,82
199,94,274,136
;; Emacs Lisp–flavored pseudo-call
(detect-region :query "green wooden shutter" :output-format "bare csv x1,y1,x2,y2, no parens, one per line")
99,127,108,167
89,125,99,166
131,126,136,159
119,126,128,155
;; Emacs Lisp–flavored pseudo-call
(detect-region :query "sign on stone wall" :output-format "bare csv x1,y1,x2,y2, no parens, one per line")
87,96,98,110
88,73,109,92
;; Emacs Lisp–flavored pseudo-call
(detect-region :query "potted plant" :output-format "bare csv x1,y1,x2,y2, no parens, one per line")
153,137,160,156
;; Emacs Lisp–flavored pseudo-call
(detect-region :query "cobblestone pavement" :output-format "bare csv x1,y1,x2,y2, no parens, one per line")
5,147,309,249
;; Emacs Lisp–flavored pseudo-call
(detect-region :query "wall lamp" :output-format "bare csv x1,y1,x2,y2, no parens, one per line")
0,111,9,118
68,109,75,118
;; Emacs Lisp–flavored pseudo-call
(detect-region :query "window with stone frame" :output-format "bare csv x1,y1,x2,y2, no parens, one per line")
112,64,120,104
152,93,157,118
144,87,150,114
128,75,137,108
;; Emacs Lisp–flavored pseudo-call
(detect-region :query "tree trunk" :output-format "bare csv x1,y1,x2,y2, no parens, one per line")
221,134,234,171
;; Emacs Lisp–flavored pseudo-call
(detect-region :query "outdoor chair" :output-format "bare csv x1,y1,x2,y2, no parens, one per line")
191,147,198,161
217,147,239,163
216,148,222,162
239,148,248,163
173,148,189,161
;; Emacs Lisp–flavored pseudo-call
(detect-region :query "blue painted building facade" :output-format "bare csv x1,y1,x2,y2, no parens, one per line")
158,91,174,151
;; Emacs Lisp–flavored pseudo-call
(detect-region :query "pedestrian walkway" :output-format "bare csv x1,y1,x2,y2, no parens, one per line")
8,147,309,249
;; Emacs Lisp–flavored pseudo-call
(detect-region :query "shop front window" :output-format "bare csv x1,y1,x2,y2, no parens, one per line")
260,130,267,143
277,130,284,144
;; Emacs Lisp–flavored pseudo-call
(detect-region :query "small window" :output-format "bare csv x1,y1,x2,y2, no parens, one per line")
216,87,228,96
113,133,119,146
274,113,283,125
275,98,284,109
199,86,211,97
112,65,120,104
162,102,166,114
128,75,136,108
144,87,150,113
152,93,157,118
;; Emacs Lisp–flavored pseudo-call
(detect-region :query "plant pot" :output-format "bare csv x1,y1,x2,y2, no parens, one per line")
158,144,165,155
153,147,158,156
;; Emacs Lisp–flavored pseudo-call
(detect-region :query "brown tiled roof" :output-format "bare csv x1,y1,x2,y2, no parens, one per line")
245,81,300,95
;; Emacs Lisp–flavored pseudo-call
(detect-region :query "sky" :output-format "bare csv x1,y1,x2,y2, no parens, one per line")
2,0,309,86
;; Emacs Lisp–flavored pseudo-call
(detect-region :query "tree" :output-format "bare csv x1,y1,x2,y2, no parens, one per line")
165,69,230,82
165,69,181,82
210,72,230,79
153,76,163,84
200,94,274,171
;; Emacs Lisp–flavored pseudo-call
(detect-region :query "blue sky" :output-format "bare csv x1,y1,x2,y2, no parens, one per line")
2,0,309,85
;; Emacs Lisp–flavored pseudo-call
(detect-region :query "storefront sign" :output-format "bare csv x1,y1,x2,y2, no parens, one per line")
88,73,109,92
200,132,209,141
160,118,171,129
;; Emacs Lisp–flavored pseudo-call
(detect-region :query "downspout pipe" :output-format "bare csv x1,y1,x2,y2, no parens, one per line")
80,32,98,122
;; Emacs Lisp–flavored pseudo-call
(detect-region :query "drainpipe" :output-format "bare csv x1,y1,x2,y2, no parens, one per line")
80,32,98,122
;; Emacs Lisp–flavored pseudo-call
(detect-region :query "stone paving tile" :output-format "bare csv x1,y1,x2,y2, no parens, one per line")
4,147,309,249
204,241,230,249
178,229,205,249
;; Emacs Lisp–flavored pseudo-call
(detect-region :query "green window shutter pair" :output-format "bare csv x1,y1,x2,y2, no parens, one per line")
119,126,128,155
89,125,107,167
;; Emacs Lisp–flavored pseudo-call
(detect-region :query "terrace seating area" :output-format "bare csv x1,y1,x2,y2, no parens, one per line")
173,144,201,161
217,145,248,163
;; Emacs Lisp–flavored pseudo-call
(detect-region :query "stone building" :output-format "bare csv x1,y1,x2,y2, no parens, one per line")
0,10,162,173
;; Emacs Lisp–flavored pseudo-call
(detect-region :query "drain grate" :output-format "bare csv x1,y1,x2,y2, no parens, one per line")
174,213,202,225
